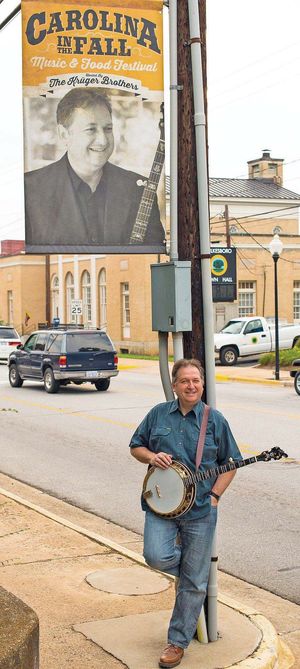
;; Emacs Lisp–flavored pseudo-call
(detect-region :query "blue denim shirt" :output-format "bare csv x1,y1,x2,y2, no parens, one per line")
130,399,243,519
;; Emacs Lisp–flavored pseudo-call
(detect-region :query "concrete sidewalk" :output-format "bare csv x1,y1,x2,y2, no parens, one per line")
0,473,298,669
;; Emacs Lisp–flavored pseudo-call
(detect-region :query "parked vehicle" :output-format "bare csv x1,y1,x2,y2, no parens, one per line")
8,327,118,393
0,326,21,361
214,316,300,366
289,358,300,395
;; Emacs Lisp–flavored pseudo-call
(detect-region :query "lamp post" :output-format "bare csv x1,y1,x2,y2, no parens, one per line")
269,234,283,380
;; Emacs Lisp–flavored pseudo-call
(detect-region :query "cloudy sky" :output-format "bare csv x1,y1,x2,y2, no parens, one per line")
1,0,300,241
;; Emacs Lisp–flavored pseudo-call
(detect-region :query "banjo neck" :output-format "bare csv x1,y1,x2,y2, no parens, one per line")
188,456,258,485
130,103,165,244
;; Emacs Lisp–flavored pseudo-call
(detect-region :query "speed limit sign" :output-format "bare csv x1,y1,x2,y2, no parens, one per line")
71,299,83,315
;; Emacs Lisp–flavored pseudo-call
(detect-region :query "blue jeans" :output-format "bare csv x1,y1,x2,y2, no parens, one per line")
143,507,217,649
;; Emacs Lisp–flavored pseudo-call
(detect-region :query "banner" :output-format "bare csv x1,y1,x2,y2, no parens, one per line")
22,0,165,254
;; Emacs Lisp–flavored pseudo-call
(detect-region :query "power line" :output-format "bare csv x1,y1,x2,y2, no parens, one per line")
0,3,20,31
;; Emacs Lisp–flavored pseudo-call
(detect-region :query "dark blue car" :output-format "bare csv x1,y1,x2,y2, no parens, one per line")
8,327,118,393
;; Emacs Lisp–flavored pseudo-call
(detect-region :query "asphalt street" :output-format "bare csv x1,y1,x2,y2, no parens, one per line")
0,361,299,603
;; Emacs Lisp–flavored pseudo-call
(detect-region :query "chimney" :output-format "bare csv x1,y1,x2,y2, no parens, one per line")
247,149,284,185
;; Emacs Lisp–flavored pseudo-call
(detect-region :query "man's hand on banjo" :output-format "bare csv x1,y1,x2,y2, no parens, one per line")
130,446,172,469
150,452,172,469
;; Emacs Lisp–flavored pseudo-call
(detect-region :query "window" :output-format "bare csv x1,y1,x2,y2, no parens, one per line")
268,162,278,174
238,281,256,317
35,333,48,351
51,275,59,320
294,281,300,322
98,268,107,331
244,319,263,334
121,282,130,339
81,270,92,324
47,333,63,353
65,272,75,323
24,334,39,351
7,290,13,324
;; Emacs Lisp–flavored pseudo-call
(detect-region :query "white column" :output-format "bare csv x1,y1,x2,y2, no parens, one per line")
74,255,79,299
90,256,97,327
58,255,64,322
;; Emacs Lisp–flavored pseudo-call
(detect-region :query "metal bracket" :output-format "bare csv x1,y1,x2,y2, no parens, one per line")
184,37,202,47
170,84,184,91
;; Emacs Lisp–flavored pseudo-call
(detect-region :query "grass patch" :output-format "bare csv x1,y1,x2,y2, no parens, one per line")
118,352,174,361
259,344,300,367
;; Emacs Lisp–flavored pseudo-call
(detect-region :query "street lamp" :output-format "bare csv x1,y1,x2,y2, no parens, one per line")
269,234,283,380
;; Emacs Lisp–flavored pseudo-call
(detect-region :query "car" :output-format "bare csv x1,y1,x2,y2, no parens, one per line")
8,327,118,393
0,326,22,362
290,358,300,395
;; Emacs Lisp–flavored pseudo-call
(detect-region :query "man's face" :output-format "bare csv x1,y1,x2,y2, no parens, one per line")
172,365,204,408
59,103,114,174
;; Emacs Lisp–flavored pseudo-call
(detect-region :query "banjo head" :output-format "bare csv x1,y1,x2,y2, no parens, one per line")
142,460,196,518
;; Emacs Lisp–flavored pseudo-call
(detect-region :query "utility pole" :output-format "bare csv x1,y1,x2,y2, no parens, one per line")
224,204,231,247
177,0,208,375
45,255,51,325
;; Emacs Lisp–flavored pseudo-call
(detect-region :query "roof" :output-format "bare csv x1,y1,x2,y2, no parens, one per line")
209,178,300,200
165,175,300,200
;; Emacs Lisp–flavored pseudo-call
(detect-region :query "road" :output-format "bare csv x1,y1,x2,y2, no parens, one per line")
0,361,299,603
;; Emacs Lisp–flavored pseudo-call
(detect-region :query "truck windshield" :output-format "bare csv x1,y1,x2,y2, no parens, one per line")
220,320,244,334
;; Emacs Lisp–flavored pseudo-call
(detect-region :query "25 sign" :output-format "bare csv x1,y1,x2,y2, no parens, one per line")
71,299,83,316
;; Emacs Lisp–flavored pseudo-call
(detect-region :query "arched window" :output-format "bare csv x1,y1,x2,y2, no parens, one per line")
98,268,107,331
65,272,75,323
81,270,92,324
51,275,59,320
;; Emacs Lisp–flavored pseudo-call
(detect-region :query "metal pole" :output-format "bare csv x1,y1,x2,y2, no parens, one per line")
187,0,216,408
274,254,280,380
169,0,184,362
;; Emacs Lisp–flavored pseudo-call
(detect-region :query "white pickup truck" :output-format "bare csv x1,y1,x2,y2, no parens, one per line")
214,316,300,365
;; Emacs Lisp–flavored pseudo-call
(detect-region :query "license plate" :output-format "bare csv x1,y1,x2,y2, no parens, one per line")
86,371,100,378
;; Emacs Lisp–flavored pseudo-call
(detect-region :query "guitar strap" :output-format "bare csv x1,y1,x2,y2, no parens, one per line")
195,404,210,470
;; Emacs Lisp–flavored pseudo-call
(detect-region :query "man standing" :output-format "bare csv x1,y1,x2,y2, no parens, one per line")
130,358,242,668
25,88,165,250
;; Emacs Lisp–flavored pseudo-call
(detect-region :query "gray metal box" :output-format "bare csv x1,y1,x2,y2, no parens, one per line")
151,261,192,332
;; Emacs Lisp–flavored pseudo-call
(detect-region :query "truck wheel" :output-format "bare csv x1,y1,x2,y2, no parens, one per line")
9,364,23,387
294,372,300,396
220,347,238,366
95,379,110,391
44,367,60,394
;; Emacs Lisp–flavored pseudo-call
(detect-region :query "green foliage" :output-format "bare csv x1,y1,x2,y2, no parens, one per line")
259,344,300,367
118,353,174,361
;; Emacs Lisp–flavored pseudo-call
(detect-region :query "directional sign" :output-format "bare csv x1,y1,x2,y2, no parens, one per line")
210,247,237,302
71,299,83,316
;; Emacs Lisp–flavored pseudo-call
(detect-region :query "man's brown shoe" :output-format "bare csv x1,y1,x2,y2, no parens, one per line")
159,643,184,668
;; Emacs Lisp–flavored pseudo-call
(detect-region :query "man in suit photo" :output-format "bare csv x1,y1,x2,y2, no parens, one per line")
24,87,165,252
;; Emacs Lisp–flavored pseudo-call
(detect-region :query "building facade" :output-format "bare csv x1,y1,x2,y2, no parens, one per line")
1,151,300,352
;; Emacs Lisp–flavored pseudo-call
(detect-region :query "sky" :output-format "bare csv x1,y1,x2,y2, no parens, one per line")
1,0,300,241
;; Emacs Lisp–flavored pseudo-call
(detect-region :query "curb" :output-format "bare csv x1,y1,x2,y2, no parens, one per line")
0,486,294,669
215,374,293,387
219,595,295,669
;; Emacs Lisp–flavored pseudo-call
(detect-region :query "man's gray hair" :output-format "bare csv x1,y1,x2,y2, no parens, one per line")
172,358,205,383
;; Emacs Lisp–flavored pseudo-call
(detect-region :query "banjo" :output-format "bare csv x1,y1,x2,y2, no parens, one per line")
142,447,287,519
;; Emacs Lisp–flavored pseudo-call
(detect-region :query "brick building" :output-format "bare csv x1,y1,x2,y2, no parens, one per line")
1,151,300,352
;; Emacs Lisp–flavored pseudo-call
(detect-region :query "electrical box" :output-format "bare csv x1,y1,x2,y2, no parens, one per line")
151,261,192,332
